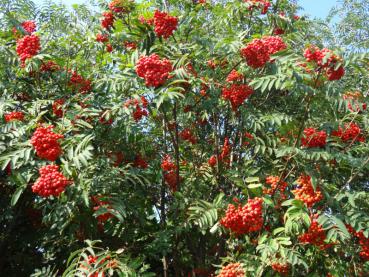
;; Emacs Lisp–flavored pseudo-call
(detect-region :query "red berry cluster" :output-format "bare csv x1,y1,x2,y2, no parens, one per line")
161,155,177,191
69,70,92,93
21,20,37,34
241,36,286,68
91,195,113,223
299,216,330,250
301,127,327,148
133,154,149,169
16,34,41,65
96,33,108,43
101,11,115,30
108,151,124,167
31,126,64,161
271,263,289,275
108,0,134,13
124,96,149,121
244,0,271,14
123,41,137,50
304,46,345,81
343,91,367,112
52,99,65,118
222,84,254,111
32,164,71,197
217,263,245,277
4,111,25,122
273,27,285,35
153,10,178,39
81,256,106,277
292,175,323,207
161,155,178,191
332,122,365,143
40,60,60,72
106,43,113,52
220,197,263,235
263,175,288,198
347,226,369,261
243,132,254,146
139,15,154,26
209,138,231,167
136,54,173,87
226,70,244,83
179,128,197,144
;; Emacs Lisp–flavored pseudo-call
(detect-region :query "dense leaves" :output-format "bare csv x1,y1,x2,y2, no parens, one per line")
0,0,368,276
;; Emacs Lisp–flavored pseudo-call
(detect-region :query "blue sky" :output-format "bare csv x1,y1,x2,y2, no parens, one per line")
299,0,337,19
33,0,338,19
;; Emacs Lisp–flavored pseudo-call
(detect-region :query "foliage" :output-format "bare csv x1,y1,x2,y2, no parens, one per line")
0,0,368,276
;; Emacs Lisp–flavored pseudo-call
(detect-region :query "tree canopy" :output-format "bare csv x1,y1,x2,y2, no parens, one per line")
0,0,368,276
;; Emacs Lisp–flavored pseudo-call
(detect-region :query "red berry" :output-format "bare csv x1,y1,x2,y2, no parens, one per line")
4,111,25,122
217,263,245,277
30,126,64,161
16,34,41,66
301,127,327,148
222,84,254,111
153,10,178,39
32,164,71,197
292,175,323,207
220,197,263,235
21,20,37,34
136,54,173,87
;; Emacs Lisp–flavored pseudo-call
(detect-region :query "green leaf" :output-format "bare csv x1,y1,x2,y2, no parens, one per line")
11,186,25,206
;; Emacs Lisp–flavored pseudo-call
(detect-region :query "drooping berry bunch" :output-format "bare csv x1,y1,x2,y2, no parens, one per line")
52,99,65,118
161,155,178,191
101,11,115,30
217,263,245,277
226,70,244,83
21,20,37,34
124,96,149,121
32,165,71,197
263,175,288,199
153,10,178,39
4,111,25,122
139,15,154,25
106,43,113,52
123,41,137,50
40,60,60,72
244,0,271,14
332,122,365,143
136,54,173,87
301,127,327,148
209,138,231,167
108,0,135,14
304,46,345,81
220,197,263,235
292,175,323,207
16,34,41,65
31,126,64,161
179,128,197,144
80,256,106,277
68,70,92,94
271,262,289,275
299,216,330,250
96,33,109,43
347,226,369,261
343,91,367,112
241,36,286,68
91,195,113,223
222,84,254,111
243,132,254,146
133,154,149,169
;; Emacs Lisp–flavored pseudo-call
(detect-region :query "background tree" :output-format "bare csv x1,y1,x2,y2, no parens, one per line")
0,0,368,276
